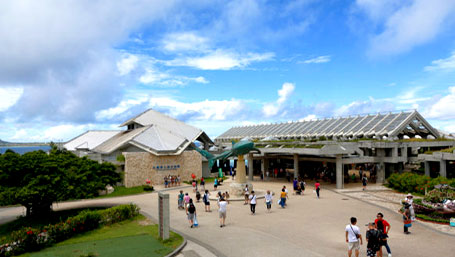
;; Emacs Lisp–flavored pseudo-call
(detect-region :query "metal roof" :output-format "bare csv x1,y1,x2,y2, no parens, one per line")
64,130,121,151
216,111,440,141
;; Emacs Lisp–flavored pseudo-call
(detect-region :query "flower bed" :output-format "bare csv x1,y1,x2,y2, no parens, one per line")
0,204,139,257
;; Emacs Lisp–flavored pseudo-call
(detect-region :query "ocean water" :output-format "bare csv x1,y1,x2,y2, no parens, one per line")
0,146,51,154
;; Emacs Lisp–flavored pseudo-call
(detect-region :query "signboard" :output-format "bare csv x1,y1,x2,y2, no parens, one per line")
158,192,170,239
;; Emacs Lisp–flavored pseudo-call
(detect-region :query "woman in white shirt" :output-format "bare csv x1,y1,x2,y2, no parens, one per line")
218,197,228,227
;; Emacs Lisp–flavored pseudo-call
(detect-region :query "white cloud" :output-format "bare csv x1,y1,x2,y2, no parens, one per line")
10,124,91,142
149,97,245,121
356,0,455,56
0,87,23,111
165,50,274,70
299,114,317,121
161,32,209,52
139,68,209,86
95,96,149,120
302,55,331,64
424,51,455,72
117,54,139,75
426,86,455,120
263,82,295,117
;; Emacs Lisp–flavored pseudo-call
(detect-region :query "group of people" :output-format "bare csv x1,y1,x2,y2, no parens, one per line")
346,214,392,257
163,175,181,188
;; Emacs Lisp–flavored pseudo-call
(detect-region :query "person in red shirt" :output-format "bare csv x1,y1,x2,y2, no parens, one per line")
375,212,392,257
315,181,321,199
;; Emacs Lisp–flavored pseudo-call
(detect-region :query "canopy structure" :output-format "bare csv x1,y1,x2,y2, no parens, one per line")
216,111,439,142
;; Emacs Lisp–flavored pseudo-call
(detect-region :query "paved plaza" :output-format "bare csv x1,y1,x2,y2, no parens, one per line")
1,179,455,257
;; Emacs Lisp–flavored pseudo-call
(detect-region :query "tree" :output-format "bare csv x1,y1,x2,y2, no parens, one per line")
0,146,121,217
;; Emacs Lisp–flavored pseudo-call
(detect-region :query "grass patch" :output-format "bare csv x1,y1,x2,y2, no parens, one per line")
17,215,183,257
0,207,107,244
94,186,153,199
416,213,450,224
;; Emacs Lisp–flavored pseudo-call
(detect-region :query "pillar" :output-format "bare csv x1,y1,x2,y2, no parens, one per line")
293,154,299,179
424,161,430,177
336,154,343,189
440,160,447,178
248,153,254,181
376,148,385,184
236,155,247,183
158,192,170,240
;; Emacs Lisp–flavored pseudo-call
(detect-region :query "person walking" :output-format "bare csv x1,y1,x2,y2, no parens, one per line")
178,190,184,210
265,190,273,212
300,180,306,195
366,222,381,257
293,178,298,192
203,190,211,212
186,199,196,228
218,196,228,227
184,193,191,210
200,177,205,191
279,188,287,208
249,190,257,215
315,181,321,199
362,175,368,191
192,179,197,192
401,203,412,234
375,213,392,257
214,177,218,191
345,217,362,257
244,185,249,205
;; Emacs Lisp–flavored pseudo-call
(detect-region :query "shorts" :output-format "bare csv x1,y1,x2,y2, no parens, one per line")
245,194,249,199
219,211,226,218
367,248,377,256
187,213,194,220
266,201,271,209
204,201,210,206
348,241,360,251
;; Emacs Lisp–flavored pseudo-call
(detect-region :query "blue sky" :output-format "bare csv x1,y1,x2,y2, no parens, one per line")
1,0,455,142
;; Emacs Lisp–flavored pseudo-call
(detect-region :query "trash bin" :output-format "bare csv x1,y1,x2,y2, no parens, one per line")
450,218,455,227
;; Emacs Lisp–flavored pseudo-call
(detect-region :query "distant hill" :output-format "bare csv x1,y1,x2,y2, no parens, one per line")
0,139,9,145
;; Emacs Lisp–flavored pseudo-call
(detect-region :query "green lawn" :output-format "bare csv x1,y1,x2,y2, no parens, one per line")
17,215,183,257
94,185,153,199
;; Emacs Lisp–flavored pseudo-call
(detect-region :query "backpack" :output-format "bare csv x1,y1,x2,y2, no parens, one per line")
203,194,208,202
188,204,196,213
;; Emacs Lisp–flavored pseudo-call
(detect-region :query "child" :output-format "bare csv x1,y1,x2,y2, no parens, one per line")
244,185,249,205
178,190,184,209
265,190,272,212
366,222,381,257
214,178,218,191
192,179,197,192
186,199,196,228
184,192,190,210
196,190,201,202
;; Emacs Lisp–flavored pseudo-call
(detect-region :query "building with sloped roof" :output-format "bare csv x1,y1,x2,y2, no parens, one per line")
215,111,455,189
64,109,214,187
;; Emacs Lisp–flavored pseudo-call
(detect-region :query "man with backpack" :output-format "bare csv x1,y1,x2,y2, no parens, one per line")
366,222,381,257
345,217,362,257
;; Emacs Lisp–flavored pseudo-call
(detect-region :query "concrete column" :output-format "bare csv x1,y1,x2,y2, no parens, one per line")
336,154,343,189
158,192,170,240
392,147,398,157
236,155,247,183
293,154,299,179
248,153,254,181
376,148,386,184
440,160,447,178
424,161,430,177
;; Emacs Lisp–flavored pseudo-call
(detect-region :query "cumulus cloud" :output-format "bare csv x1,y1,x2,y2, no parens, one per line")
139,68,209,86
263,83,295,117
301,55,331,64
0,0,178,123
424,51,455,72
117,54,139,75
425,86,455,120
0,87,23,112
354,0,455,56
161,32,209,53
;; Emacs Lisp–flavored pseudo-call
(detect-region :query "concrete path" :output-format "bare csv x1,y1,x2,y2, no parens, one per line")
1,180,455,257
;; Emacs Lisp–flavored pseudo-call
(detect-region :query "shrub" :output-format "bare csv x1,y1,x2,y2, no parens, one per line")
387,173,455,195
0,204,139,257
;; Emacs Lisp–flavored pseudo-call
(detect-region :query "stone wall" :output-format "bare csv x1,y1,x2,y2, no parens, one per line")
124,150,202,187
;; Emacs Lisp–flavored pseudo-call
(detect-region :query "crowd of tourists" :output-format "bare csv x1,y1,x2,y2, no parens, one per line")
163,175,181,188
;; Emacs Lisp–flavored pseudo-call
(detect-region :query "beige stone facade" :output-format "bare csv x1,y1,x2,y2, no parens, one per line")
124,150,202,187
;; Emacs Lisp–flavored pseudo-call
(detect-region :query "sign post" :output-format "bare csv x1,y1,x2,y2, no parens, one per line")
158,192,170,240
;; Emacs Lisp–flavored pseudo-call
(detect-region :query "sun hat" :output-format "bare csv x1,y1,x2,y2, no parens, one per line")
406,193,413,198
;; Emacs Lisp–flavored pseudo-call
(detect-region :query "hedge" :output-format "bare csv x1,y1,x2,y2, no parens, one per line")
387,173,455,195
0,204,139,257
